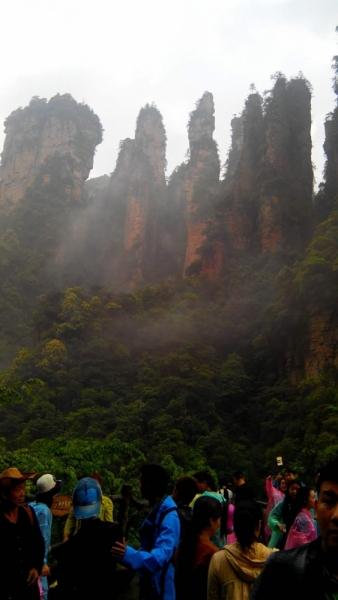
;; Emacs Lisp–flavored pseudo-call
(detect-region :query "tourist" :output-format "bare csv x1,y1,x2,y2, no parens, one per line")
233,471,255,503
284,468,297,484
29,474,63,600
172,475,198,533
56,477,120,599
175,495,222,600
0,467,44,600
251,459,338,600
193,471,227,549
267,479,301,549
208,501,277,600
219,478,234,504
264,475,286,542
111,464,180,600
193,471,219,495
63,472,113,541
285,485,317,549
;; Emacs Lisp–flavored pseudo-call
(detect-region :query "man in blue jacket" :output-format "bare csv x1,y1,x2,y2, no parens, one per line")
112,464,180,600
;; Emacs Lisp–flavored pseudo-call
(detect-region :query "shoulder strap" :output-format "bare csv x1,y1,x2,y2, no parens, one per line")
157,506,178,527
23,505,34,527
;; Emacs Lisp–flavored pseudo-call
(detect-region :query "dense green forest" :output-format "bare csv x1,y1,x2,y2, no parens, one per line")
1,258,338,495
1,49,338,498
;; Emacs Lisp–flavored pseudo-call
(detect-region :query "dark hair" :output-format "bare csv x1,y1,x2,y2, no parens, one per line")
175,495,222,584
174,477,198,506
284,467,296,475
193,471,216,491
285,479,301,494
140,464,169,498
234,501,262,549
233,471,244,479
282,479,302,530
288,486,314,529
219,478,229,488
317,459,338,493
36,490,55,508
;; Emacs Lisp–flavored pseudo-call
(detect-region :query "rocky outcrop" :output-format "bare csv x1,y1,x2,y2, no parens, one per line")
224,93,264,251
104,105,167,287
162,163,188,277
199,78,313,276
223,115,244,192
123,106,166,263
314,107,338,223
259,78,313,252
183,92,220,275
85,174,110,204
304,310,338,377
0,94,102,208
198,94,263,277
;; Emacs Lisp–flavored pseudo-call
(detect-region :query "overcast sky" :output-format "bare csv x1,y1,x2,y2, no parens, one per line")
1,0,337,187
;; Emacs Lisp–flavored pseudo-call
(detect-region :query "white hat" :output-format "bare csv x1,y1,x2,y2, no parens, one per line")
37,474,62,494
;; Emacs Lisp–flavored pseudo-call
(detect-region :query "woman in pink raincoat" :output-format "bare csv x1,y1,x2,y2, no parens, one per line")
285,486,317,550
264,476,287,543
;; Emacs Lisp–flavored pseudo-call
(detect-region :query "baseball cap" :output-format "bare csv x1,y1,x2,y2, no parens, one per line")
73,477,102,520
36,474,63,494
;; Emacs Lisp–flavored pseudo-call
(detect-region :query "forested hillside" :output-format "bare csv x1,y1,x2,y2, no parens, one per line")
0,45,338,496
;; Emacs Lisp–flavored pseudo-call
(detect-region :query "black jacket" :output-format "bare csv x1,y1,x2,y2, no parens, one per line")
251,537,337,600
56,519,121,600
0,505,44,600
235,482,255,503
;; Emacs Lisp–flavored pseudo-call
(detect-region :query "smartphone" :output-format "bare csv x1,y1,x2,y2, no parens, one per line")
276,456,283,467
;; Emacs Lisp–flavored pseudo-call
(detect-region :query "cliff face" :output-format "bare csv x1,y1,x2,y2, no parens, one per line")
104,106,167,287
314,106,338,223
163,163,188,276
304,310,338,377
183,92,220,275
199,77,313,277
0,94,102,208
223,115,244,192
224,93,264,251
123,106,166,265
259,78,313,252
301,104,338,377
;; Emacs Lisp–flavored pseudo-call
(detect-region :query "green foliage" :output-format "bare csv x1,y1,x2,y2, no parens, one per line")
0,436,145,495
0,255,337,496
0,378,44,405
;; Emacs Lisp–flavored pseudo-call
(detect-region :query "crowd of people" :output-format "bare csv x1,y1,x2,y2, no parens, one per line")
0,459,337,600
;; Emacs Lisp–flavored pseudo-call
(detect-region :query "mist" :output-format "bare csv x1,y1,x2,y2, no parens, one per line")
0,0,337,187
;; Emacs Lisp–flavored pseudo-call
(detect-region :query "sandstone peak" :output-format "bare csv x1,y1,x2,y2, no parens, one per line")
113,138,135,175
188,91,215,147
260,75,312,252
135,104,166,173
0,94,102,207
183,92,220,276
223,115,244,190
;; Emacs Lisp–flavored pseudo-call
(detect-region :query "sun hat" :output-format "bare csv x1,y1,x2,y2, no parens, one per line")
73,477,102,520
36,474,63,494
0,467,36,481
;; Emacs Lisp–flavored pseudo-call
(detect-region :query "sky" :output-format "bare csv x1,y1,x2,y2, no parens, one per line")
0,0,337,187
